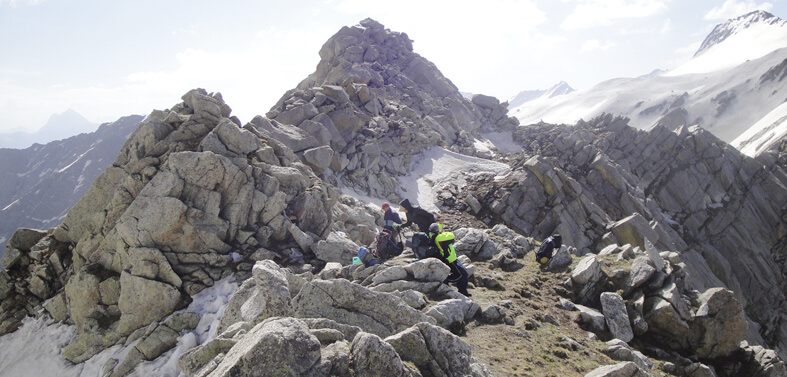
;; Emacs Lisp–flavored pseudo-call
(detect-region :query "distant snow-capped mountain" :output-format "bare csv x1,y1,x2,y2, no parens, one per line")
0,109,98,149
510,10,787,152
508,81,574,109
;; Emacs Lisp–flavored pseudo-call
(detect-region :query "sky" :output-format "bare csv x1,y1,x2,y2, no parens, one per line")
1,0,785,133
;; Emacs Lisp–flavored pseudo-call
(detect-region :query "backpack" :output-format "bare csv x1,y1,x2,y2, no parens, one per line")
411,232,437,259
358,247,378,267
375,228,402,260
535,237,555,265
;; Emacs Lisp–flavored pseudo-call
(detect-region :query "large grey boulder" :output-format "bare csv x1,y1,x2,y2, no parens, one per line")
624,257,656,295
690,287,747,359
601,292,634,343
425,298,480,328
313,231,360,264
208,318,322,377
607,213,660,251
350,332,413,377
547,245,573,270
572,255,602,285
7,228,48,251
292,279,436,338
575,304,607,333
217,260,292,334
386,322,476,377
406,258,451,282
117,272,181,336
604,339,653,371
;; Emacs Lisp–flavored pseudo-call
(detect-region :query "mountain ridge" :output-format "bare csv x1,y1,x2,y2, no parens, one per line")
0,109,98,150
0,18,785,377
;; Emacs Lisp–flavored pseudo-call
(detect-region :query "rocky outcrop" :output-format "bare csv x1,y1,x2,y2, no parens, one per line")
266,18,519,201
175,257,494,377
455,114,787,359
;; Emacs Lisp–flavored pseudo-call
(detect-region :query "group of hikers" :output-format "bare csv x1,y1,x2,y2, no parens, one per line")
358,198,563,298
358,198,472,297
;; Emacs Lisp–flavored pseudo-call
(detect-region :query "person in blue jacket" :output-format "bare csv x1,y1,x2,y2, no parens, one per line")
381,202,402,231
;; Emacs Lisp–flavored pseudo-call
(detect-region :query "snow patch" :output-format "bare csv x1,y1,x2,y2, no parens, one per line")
398,147,510,214
2,199,20,212
731,101,787,157
0,276,239,377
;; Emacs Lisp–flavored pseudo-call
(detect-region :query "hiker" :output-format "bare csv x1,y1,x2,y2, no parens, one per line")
429,222,471,297
399,198,437,233
381,202,402,231
535,234,562,265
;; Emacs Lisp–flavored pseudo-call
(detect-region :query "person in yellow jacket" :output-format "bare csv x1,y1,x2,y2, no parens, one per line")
429,223,471,297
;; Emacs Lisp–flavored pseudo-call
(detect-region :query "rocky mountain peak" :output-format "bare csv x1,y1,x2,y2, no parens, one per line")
545,81,575,98
695,10,785,57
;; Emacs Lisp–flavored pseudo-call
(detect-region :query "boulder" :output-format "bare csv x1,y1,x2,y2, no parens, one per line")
208,318,322,377
8,228,48,251
585,361,652,377
407,258,450,282
117,272,181,336
0,248,23,270
572,255,602,285
217,260,292,334
690,288,747,359
607,213,659,251
601,292,634,343
386,322,475,377
471,94,500,109
350,332,410,377
425,298,480,328
293,279,436,338
605,339,653,371
547,245,573,270
313,232,360,264
575,304,606,333
624,257,656,295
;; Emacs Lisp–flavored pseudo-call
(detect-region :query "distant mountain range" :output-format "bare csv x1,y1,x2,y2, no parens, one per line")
0,114,144,254
509,11,787,156
0,109,98,149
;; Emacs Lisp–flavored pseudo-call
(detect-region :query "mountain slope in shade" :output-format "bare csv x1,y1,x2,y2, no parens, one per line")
0,109,98,149
510,11,787,145
0,115,143,251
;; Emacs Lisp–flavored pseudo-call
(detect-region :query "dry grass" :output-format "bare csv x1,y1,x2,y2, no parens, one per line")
462,257,615,377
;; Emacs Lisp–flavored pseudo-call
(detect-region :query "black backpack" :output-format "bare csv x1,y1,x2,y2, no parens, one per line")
535,235,562,264
411,232,437,259
375,228,402,260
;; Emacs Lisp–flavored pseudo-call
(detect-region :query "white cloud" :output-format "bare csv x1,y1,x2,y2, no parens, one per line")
660,18,672,34
581,39,616,52
0,0,42,6
561,0,670,30
704,0,773,20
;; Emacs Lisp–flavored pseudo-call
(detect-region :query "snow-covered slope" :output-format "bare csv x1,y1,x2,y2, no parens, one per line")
731,101,787,156
510,11,787,147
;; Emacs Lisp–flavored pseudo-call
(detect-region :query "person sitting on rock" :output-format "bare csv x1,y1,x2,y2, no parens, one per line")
399,198,437,233
429,223,471,297
381,202,402,231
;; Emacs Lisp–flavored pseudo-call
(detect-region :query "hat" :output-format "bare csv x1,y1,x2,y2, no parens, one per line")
381,202,390,210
